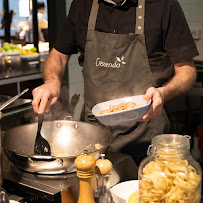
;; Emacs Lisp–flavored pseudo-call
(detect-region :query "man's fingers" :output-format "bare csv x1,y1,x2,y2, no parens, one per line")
137,102,162,122
38,92,49,114
32,83,60,114
32,88,42,113
142,105,153,120
138,110,161,122
44,97,57,112
50,97,58,106
138,87,164,122
144,87,155,100
44,99,52,113
32,87,49,114
151,96,162,112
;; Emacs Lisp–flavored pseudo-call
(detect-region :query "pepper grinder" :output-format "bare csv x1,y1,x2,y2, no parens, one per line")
74,150,96,203
94,154,113,203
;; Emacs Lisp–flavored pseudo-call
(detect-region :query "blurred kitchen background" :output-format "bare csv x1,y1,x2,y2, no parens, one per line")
0,0,202,154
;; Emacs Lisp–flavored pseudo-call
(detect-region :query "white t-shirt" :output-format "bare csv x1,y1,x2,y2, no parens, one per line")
104,0,126,5
26,12,48,42
28,12,48,29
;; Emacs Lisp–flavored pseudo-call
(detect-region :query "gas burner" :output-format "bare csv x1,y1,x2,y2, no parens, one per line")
3,153,79,202
2,151,138,202
9,163,77,180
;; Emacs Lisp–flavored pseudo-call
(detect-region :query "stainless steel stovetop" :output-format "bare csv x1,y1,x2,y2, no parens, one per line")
2,151,138,203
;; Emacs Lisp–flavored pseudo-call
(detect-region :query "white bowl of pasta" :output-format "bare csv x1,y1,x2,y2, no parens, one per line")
92,95,151,126
110,180,138,203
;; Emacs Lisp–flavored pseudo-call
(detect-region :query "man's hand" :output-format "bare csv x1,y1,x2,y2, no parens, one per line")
138,87,164,122
138,60,196,122
32,48,70,114
32,81,60,114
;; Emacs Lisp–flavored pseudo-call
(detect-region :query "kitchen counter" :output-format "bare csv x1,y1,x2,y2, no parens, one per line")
0,53,47,94
0,66,41,80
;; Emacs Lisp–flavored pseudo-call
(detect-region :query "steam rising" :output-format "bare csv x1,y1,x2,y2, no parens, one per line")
45,84,69,120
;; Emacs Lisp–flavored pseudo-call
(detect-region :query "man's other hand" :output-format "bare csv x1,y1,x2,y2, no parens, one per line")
138,87,164,122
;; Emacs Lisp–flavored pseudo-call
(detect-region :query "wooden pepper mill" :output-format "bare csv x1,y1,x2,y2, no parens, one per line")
74,150,96,203
94,154,113,203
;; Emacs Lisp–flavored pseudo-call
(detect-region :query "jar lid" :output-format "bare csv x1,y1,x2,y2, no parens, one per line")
147,134,191,157
151,134,190,149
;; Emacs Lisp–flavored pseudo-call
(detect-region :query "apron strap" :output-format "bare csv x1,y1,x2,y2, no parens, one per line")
88,0,145,34
135,0,145,34
88,0,99,31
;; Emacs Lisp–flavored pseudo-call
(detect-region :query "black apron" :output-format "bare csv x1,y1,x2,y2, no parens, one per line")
82,0,170,164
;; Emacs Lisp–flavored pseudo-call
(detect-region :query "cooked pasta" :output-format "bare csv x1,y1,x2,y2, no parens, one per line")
139,148,201,203
99,102,141,115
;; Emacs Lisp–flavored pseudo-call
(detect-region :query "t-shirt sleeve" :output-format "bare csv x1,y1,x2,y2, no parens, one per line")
54,0,78,55
37,13,48,29
37,13,44,22
163,0,199,64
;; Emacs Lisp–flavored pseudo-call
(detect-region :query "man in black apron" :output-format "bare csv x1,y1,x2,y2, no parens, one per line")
32,0,198,165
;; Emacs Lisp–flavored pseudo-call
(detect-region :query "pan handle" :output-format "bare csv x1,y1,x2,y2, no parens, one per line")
64,93,80,120
29,155,56,161
0,88,29,111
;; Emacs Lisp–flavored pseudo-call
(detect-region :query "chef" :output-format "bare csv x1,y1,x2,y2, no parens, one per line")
32,0,198,165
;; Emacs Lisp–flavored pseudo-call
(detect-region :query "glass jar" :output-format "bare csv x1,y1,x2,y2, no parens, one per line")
94,154,113,203
138,134,202,203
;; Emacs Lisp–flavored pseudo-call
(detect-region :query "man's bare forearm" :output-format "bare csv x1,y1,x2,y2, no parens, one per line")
42,48,70,86
158,60,197,102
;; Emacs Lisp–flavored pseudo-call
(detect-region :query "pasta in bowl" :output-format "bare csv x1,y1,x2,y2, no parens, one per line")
92,95,151,126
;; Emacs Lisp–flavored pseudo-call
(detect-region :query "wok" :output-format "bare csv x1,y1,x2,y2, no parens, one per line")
2,120,113,174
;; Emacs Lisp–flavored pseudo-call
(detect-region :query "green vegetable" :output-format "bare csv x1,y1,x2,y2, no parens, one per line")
30,47,37,52
2,42,20,52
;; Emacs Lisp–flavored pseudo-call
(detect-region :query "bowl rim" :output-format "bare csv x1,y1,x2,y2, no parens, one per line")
3,51,20,56
111,180,138,190
20,53,40,58
92,96,151,117
110,180,139,201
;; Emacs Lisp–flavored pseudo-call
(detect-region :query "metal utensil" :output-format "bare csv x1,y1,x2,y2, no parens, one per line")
34,113,51,155
0,88,29,111
0,188,9,203
0,89,29,201
0,88,29,187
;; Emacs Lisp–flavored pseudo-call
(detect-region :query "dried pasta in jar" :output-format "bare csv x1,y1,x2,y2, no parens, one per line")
138,134,202,203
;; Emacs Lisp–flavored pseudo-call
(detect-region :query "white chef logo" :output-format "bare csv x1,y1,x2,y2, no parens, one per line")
96,56,126,69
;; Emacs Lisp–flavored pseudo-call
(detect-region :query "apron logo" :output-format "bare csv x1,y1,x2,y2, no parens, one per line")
96,56,126,69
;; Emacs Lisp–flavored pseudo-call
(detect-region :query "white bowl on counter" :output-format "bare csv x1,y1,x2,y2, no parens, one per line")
92,95,151,126
110,180,138,203
20,53,40,60
3,51,20,56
